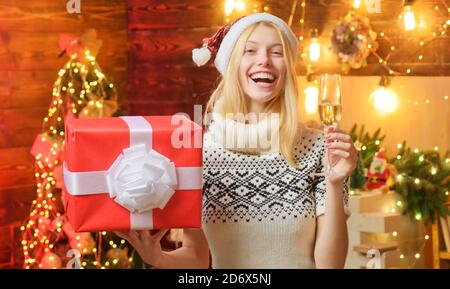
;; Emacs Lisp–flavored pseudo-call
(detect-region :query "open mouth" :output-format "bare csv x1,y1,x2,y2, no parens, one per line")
249,72,277,86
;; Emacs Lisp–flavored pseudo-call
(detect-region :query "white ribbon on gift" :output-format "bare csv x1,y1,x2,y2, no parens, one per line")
63,116,203,229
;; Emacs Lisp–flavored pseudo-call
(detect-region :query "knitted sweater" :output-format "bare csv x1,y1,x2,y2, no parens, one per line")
201,119,349,269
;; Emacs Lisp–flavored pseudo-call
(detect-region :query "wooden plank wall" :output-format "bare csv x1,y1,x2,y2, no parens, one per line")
288,0,450,75
127,0,224,117
127,0,449,120
0,0,128,268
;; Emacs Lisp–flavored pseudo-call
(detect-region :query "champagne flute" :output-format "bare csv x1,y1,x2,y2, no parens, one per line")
315,73,344,177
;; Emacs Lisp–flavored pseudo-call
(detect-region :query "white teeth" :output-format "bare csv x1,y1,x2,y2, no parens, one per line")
250,72,275,81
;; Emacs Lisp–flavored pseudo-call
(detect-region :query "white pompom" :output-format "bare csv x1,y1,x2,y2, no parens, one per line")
192,47,211,67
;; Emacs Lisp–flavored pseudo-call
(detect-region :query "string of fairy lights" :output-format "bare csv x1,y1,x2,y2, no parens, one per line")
369,1,449,76
349,139,449,267
223,0,449,268
21,49,131,269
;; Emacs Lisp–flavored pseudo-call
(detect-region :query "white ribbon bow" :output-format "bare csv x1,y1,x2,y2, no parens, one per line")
107,144,177,213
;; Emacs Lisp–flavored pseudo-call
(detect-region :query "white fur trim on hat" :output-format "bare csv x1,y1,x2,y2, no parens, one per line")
214,13,298,76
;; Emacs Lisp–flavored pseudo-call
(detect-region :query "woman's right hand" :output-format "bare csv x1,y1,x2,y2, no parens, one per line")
113,229,169,267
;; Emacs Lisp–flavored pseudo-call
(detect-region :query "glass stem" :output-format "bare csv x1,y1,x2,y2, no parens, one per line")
326,124,336,176
326,145,333,175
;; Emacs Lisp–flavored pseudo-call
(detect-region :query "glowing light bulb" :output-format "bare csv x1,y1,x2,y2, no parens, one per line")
224,0,235,16
309,38,320,62
431,167,437,175
236,0,245,11
370,86,398,114
352,0,361,9
403,4,416,31
415,212,422,220
304,85,319,114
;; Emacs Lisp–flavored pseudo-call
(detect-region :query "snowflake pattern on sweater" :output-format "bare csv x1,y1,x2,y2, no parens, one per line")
202,126,350,225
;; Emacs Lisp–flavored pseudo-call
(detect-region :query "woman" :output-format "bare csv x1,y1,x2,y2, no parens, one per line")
115,13,357,269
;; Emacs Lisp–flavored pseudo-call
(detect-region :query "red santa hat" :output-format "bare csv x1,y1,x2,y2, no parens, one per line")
374,148,386,159
192,13,298,76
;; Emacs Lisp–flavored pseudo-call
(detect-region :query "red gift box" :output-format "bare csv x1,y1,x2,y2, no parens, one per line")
63,115,203,232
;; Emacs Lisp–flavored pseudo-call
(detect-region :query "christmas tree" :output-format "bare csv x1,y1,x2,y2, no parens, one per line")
21,30,144,269
350,152,366,190
348,124,386,190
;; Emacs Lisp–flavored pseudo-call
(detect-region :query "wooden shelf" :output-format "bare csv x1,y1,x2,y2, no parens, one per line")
440,252,450,260
354,242,398,254
432,211,450,268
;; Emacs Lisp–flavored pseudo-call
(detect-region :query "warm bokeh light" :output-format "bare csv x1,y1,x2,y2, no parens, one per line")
308,38,320,62
304,85,319,114
370,86,399,114
352,0,361,9
403,5,416,31
225,0,246,16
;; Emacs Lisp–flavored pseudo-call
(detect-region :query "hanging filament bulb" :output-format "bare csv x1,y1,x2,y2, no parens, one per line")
224,0,245,16
370,76,398,114
309,29,320,62
352,0,362,9
402,0,416,31
225,0,235,16
304,77,319,115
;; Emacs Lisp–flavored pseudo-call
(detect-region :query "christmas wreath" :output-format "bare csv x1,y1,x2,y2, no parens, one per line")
331,11,379,73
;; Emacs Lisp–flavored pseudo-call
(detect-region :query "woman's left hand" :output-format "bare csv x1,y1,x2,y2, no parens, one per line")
323,126,358,184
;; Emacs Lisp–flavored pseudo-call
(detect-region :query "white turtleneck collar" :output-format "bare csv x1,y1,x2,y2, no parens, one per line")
205,99,281,155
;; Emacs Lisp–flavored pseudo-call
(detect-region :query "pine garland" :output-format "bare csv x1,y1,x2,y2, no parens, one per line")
348,124,449,224
390,142,450,225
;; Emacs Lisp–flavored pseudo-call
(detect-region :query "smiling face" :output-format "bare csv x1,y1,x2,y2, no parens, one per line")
238,23,286,108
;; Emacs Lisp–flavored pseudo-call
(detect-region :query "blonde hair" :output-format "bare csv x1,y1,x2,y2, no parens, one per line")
204,22,300,167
